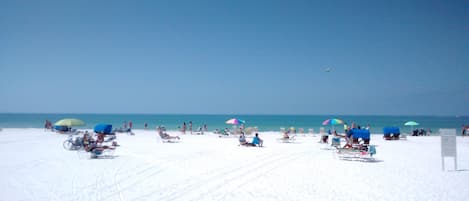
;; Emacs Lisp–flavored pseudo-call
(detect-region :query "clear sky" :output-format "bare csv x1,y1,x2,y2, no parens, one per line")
0,0,468,115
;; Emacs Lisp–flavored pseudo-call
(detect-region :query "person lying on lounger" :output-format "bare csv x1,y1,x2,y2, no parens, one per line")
159,131,180,140
86,141,114,153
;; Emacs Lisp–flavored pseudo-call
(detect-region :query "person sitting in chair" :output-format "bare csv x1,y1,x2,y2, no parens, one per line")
96,132,105,144
320,130,330,143
251,133,263,147
283,132,290,139
82,133,95,151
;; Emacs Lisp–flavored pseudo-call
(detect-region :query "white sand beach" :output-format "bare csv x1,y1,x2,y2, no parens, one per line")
0,128,468,201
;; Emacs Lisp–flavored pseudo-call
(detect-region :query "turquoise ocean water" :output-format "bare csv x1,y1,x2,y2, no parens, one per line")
1,114,468,135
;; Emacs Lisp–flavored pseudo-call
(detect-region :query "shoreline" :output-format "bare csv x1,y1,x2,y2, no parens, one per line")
0,128,455,136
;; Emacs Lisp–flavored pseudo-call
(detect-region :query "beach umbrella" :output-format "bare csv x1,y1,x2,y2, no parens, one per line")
322,118,345,131
54,118,85,127
225,118,245,125
404,121,419,132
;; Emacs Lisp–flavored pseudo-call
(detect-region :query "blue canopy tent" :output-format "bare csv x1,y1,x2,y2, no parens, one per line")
351,129,371,144
94,124,113,134
383,127,400,140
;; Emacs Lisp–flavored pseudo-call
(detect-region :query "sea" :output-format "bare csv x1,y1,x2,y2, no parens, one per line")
1,113,468,135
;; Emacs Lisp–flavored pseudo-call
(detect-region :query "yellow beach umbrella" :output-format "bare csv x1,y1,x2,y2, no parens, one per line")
54,118,85,127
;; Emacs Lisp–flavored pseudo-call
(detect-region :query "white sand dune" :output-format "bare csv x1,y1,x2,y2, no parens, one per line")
0,128,468,201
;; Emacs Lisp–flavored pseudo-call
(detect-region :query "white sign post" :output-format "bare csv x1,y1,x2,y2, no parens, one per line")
440,129,457,171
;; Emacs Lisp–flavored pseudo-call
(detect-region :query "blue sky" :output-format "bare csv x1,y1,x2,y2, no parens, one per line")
0,0,468,115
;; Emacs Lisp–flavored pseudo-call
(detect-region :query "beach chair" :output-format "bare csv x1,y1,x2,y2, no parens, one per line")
244,127,255,135
277,135,296,143
54,125,78,134
280,127,286,134
217,129,229,137
331,137,341,148
159,132,180,143
336,129,376,161
89,145,116,159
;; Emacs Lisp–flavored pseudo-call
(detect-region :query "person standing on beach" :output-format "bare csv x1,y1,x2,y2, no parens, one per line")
183,122,187,134
129,121,133,129
44,120,49,131
144,122,148,129
189,121,193,134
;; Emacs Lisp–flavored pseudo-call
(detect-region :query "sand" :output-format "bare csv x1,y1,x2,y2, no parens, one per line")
0,128,468,201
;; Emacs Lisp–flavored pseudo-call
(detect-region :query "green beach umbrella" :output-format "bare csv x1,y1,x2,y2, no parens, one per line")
54,118,85,127
404,121,419,133
404,121,419,126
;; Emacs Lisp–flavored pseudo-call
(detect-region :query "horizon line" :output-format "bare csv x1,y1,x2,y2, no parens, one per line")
0,112,467,117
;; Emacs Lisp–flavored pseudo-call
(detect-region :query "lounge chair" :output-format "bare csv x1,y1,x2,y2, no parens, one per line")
277,135,296,143
54,125,78,134
218,129,235,138
336,129,376,161
159,132,180,143
331,137,341,148
88,143,116,159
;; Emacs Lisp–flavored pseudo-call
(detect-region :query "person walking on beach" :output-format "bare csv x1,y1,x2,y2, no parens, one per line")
189,121,193,134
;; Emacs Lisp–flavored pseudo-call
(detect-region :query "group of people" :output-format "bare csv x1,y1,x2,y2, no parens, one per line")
238,132,263,147
72,131,117,157
180,121,208,134
411,128,431,136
